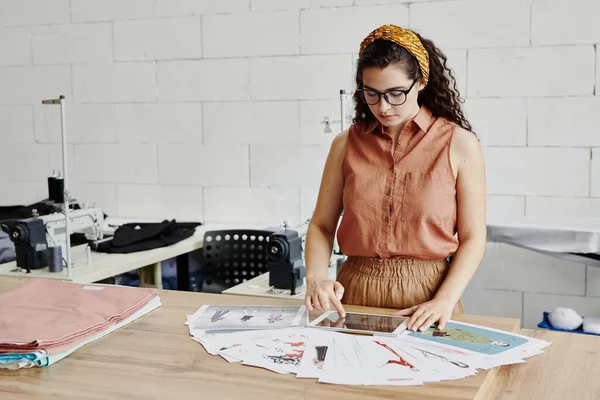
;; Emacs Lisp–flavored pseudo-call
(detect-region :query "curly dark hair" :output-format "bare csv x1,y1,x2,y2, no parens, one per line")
352,33,473,134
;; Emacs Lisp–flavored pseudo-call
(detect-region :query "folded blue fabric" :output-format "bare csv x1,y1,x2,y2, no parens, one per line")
538,312,600,336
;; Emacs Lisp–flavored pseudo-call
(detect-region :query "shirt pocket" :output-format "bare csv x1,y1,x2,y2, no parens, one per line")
400,171,456,225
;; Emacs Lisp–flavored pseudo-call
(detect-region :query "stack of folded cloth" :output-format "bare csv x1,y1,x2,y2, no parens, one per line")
0,279,161,369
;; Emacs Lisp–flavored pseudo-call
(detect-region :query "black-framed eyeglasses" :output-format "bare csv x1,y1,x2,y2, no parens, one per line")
356,79,418,106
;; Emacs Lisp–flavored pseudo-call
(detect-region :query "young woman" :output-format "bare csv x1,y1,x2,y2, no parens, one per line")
304,25,486,333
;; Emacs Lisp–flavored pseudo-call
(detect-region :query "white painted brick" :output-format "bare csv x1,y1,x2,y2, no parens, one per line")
70,182,117,216
444,49,467,101
114,17,202,61
526,197,600,219
469,46,595,97
0,106,34,143
463,98,527,146
356,0,437,4
472,243,586,296
204,187,299,225
32,24,112,65
0,65,71,105
203,101,299,145
592,149,600,197
115,103,203,144
117,184,203,222
0,0,70,27
523,292,600,329
528,97,600,147
0,28,31,67
532,0,600,45
73,63,156,103
158,0,249,16
0,182,39,206
301,5,408,54
461,288,522,320
251,0,351,11
158,144,249,186
588,266,600,297
73,144,158,184
486,195,525,219
251,144,328,188
0,144,70,181
157,59,249,101
34,104,115,143
300,187,318,222
250,55,352,100
71,0,157,22
410,1,529,50
204,11,298,58
483,147,590,196
300,100,343,145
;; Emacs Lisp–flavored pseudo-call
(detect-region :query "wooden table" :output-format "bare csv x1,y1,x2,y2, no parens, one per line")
0,277,597,400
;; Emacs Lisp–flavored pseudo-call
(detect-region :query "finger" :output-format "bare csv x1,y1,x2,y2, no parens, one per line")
305,295,313,311
418,314,439,332
393,305,418,316
412,311,434,332
333,281,345,301
312,294,323,310
407,307,426,330
438,315,449,330
329,292,346,318
317,292,331,311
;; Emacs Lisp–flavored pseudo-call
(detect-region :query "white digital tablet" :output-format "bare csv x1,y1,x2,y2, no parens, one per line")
308,311,408,336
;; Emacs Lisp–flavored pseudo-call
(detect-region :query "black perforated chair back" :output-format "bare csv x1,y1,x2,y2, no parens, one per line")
200,229,276,293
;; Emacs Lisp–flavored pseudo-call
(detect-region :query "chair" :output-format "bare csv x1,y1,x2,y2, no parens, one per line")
200,229,276,293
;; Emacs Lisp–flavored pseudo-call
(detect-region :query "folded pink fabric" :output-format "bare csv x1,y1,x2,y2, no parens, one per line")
0,279,157,354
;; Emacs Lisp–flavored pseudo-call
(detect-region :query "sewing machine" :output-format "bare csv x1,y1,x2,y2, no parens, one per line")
1,204,104,273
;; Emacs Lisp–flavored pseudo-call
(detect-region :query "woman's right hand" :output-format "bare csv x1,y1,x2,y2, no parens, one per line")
305,279,346,317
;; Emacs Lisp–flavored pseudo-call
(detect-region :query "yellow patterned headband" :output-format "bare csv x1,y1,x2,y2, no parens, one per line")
359,24,430,85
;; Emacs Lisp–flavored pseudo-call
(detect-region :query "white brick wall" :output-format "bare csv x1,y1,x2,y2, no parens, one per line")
73,144,158,184
157,59,249,101
526,196,600,218
203,12,299,57
73,63,156,103
0,28,31,67
528,98,600,147
114,103,203,144
483,147,590,196
468,46,595,97
204,187,299,225
300,5,409,54
203,102,299,145
249,55,352,100
34,104,116,143
464,99,527,146
116,184,203,222
158,0,250,16
32,23,113,65
71,0,157,22
251,0,352,11
158,144,249,186
0,106,34,143
114,18,203,61
531,0,600,45
1,0,599,329
410,1,529,50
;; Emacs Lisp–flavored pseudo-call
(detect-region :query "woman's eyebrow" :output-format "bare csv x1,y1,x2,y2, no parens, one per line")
363,85,406,91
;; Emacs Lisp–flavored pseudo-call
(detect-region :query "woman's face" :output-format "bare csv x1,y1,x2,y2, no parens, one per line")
361,65,424,128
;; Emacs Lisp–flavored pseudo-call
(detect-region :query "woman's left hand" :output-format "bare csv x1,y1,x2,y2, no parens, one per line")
393,298,454,332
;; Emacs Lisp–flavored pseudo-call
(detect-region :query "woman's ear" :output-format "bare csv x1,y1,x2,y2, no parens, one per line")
417,79,426,92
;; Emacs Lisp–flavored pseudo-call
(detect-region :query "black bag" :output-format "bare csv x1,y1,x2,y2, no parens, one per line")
94,220,202,254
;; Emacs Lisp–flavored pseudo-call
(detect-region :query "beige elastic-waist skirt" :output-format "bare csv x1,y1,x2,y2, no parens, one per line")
336,256,464,316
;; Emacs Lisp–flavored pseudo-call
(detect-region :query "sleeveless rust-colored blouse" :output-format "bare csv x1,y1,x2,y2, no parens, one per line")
336,105,459,260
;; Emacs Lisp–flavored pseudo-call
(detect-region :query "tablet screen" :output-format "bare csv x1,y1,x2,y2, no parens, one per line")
313,312,406,333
